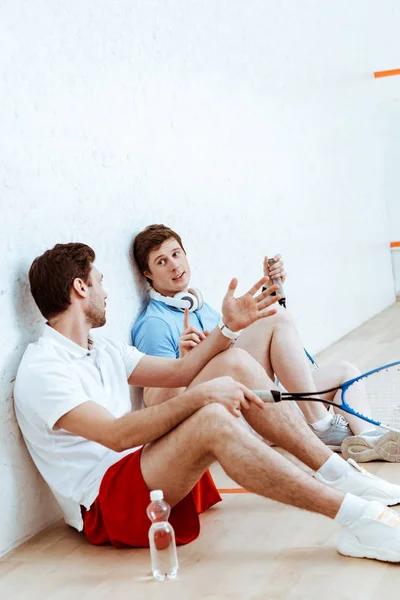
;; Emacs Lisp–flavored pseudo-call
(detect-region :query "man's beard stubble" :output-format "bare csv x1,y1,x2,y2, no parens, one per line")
86,297,106,329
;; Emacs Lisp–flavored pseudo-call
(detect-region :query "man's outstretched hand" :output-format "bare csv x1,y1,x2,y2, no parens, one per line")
221,276,280,332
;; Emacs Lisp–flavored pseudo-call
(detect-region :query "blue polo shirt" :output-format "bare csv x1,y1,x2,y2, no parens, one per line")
132,299,220,358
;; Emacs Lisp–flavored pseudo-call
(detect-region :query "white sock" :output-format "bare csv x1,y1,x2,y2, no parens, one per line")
317,453,349,481
334,493,369,527
310,412,334,432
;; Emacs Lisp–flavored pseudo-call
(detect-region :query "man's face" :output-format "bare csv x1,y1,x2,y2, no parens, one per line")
86,265,108,328
144,237,191,296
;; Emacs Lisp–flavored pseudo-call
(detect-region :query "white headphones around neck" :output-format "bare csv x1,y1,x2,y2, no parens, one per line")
149,287,204,313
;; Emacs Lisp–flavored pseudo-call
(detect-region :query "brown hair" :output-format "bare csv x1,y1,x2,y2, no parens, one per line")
133,224,186,285
29,243,96,319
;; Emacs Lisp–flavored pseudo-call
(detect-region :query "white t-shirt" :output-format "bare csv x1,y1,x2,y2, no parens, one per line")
14,325,145,531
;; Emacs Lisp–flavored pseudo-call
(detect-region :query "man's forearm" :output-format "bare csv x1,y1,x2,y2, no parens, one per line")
172,327,231,386
113,386,205,451
129,327,232,388
144,386,186,407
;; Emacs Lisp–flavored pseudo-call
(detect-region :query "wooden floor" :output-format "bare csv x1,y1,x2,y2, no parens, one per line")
2,302,400,599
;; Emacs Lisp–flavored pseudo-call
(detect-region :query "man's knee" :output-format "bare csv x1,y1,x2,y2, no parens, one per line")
193,403,239,439
273,304,295,328
196,402,233,424
251,304,295,334
221,347,266,380
339,360,360,380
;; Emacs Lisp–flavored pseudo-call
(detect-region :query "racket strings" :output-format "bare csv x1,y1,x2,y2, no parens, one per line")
361,368,400,428
345,366,400,428
291,396,382,426
280,363,400,430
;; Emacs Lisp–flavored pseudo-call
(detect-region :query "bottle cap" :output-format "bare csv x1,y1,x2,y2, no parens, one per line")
150,489,164,501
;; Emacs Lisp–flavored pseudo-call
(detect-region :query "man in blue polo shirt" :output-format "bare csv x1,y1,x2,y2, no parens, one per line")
133,284,219,359
132,224,387,459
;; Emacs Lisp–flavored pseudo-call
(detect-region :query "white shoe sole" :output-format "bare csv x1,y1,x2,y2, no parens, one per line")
338,531,400,562
341,431,400,463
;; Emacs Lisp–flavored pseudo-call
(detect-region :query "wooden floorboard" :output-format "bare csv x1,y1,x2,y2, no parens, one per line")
2,301,400,599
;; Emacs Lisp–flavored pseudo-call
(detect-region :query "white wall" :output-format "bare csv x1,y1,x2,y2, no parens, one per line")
1,0,399,557
383,79,400,293
384,86,400,245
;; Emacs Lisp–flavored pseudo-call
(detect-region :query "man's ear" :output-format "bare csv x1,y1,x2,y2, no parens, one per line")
143,270,153,281
72,277,89,299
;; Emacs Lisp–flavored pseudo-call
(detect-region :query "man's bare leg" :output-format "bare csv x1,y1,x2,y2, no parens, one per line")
187,348,332,471
141,403,343,517
235,305,331,423
141,400,400,564
312,363,372,435
236,308,373,436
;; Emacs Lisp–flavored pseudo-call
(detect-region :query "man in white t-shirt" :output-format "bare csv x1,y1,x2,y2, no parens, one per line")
14,242,400,560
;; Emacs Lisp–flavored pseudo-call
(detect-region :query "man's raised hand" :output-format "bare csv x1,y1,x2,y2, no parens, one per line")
221,276,280,332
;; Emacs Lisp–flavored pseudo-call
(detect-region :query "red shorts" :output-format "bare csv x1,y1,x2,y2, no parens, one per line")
82,448,222,548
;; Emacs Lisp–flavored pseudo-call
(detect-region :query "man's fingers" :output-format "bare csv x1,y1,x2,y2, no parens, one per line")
223,401,241,418
182,340,197,349
246,275,269,297
181,335,200,345
269,260,282,272
240,396,251,410
257,306,279,320
232,407,242,418
225,277,238,298
257,293,280,311
183,326,205,339
260,283,279,295
256,284,279,304
263,256,269,276
239,384,265,409
270,268,284,281
183,333,202,344
196,330,207,340
183,308,190,329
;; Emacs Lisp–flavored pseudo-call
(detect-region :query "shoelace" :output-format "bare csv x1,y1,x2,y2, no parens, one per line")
332,414,349,428
376,507,400,529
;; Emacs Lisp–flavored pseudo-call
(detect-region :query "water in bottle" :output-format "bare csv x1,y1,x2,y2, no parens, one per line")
147,489,179,581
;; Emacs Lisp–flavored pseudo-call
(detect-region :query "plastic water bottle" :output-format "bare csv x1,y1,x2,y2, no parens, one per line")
147,490,179,581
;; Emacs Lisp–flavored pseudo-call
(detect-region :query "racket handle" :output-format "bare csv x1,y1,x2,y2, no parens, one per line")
253,389,282,403
266,257,286,308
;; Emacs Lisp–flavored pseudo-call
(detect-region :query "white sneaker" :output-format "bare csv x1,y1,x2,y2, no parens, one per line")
309,414,352,450
315,458,400,506
338,501,400,562
341,430,400,463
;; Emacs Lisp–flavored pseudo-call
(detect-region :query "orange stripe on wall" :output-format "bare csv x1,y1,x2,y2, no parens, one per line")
374,69,400,79
391,241,400,248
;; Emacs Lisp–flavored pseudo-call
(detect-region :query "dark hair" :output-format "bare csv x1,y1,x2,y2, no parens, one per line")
29,243,95,319
133,224,185,284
